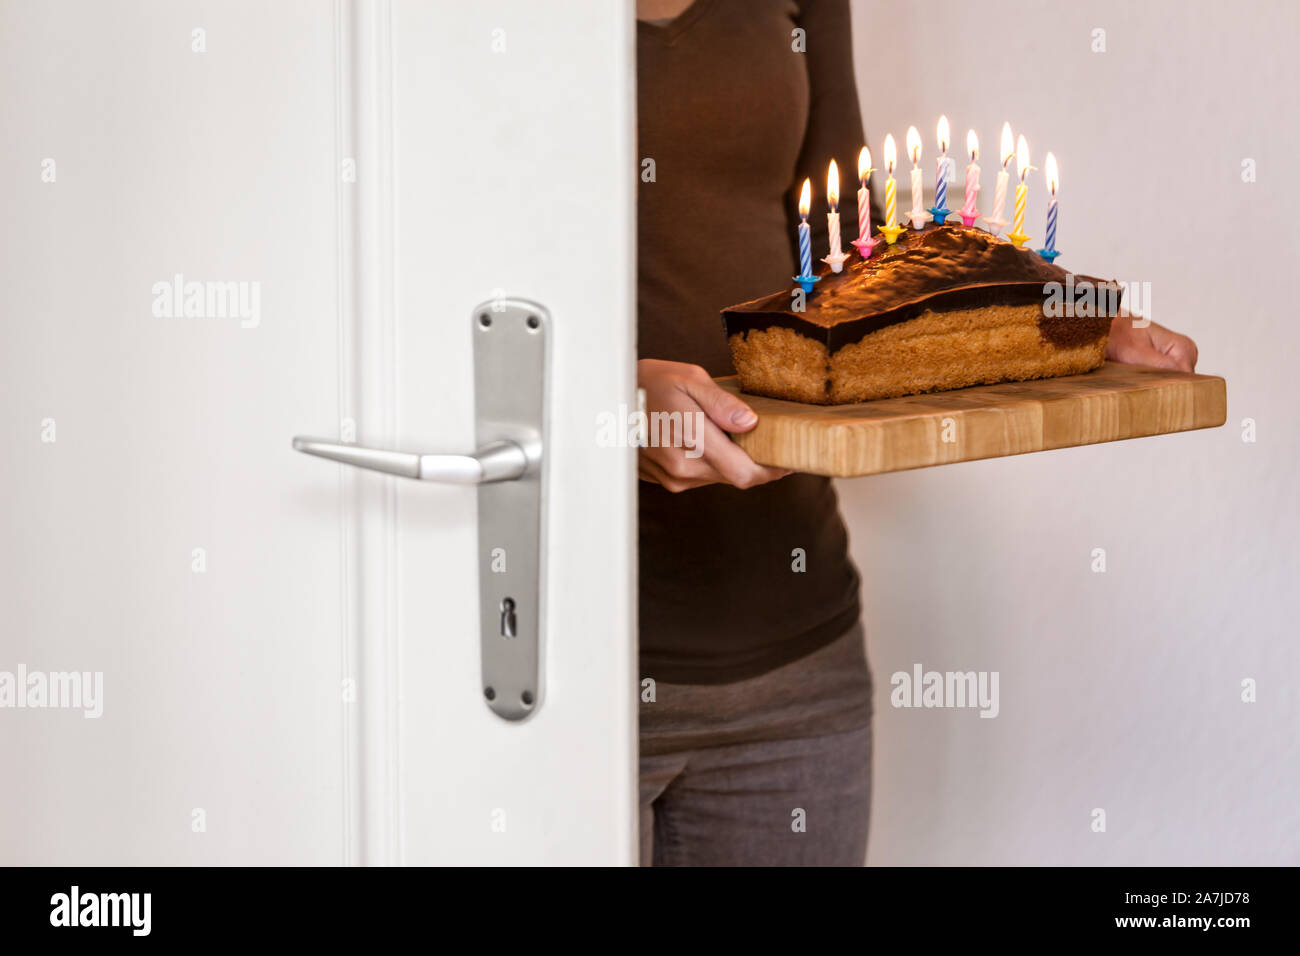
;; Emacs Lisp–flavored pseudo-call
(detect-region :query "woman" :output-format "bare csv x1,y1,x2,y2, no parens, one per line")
634,0,1197,867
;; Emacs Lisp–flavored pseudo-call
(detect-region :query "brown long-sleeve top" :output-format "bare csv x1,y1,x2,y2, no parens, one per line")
638,0,882,683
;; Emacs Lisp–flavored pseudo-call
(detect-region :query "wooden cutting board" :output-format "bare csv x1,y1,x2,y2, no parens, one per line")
717,362,1227,478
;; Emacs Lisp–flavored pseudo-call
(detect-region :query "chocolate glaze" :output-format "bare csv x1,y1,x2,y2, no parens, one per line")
721,224,1120,353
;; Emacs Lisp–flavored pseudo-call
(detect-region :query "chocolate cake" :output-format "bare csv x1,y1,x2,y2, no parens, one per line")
722,224,1122,404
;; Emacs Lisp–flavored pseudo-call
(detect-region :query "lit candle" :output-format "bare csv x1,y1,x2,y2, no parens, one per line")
877,134,907,245
793,177,819,292
905,125,931,228
884,136,897,228
985,122,1014,234
797,177,812,276
959,129,981,227
822,159,850,273
1037,152,1061,262
1006,134,1034,248
930,115,952,224
826,161,841,258
851,146,878,258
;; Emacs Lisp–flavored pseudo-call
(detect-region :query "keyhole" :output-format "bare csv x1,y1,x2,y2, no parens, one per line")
499,597,517,638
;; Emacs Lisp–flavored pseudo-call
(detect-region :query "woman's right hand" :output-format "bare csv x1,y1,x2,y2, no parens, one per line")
637,359,792,492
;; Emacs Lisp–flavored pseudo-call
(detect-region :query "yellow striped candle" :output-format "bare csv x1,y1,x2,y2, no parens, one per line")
878,134,907,244
884,135,897,227
1007,134,1034,248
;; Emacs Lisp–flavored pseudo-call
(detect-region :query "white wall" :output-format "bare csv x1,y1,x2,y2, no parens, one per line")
846,0,1300,864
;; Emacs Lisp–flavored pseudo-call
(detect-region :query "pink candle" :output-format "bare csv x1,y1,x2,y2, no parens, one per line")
857,146,873,241
851,146,879,258
962,129,980,218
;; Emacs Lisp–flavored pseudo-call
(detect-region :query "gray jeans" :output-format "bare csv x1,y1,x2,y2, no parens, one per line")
639,622,874,866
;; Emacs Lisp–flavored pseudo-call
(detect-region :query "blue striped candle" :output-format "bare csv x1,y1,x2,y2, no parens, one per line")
1044,152,1059,253
934,115,950,212
796,177,813,276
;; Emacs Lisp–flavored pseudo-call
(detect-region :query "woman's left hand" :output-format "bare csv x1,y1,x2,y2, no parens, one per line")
1105,315,1199,372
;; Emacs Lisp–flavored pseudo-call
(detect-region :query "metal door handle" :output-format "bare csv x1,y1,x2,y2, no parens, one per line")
291,437,529,484
291,298,550,723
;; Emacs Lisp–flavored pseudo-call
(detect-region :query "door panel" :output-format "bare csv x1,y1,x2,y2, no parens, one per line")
391,1,638,865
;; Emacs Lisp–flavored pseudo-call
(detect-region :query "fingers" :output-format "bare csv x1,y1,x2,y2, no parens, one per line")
638,415,789,492
677,367,759,433
1164,335,1198,372
636,360,791,493
1145,323,1199,372
1138,348,1185,371
693,416,791,489
641,427,787,492
639,451,717,492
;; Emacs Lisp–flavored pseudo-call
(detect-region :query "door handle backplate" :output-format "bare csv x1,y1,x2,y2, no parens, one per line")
472,299,548,721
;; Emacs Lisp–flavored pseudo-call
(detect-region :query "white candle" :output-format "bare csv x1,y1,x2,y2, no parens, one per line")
822,159,850,272
991,170,1009,221
905,125,931,227
986,122,1015,233
827,159,842,259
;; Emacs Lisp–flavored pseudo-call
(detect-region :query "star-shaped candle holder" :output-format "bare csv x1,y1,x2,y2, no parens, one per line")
877,223,908,245
905,210,933,230
850,236,879,259
821,252,851,274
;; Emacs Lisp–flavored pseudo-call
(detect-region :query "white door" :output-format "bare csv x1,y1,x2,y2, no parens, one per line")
0,0,637,866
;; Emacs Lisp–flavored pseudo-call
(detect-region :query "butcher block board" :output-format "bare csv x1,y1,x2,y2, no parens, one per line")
717,362,1227,478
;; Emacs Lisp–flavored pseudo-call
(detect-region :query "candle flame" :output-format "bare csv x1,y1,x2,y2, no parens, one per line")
884,134,897,174
967,129,979,161
798,178,811,218
1045,152,1059,194
827,159,839,208
906,126,922,164
1016,134,1030,181
1000,122,1014,168
858,146,872,183
936,115,949,153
